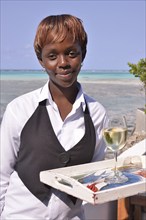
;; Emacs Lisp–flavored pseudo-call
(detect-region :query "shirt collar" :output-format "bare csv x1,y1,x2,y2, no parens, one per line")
74,83,86,112
38,80,86,111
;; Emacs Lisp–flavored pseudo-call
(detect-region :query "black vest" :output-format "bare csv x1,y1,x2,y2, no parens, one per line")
15,99,96,205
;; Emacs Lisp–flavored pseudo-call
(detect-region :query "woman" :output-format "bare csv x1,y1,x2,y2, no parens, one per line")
0,14,108,219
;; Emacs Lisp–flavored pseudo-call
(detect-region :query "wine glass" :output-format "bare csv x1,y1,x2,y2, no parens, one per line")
103,116,128,184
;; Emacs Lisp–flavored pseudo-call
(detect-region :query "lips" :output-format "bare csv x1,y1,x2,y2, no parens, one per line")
56,73,72,79
57,71,72,75
56,72,73,80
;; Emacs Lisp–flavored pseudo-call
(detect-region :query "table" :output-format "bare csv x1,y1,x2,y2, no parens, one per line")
117,194,146,220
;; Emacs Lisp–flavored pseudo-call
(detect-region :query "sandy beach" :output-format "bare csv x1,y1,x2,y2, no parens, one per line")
1,78,144,128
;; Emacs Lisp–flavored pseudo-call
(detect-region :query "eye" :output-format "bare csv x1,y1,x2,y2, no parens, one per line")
47,53,57,60
68,51,79,58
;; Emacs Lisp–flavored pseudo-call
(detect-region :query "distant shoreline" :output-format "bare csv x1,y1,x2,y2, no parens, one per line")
1,69,130,72
1,69,137,83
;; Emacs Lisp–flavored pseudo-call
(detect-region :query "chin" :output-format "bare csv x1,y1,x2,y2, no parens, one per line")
61,79,78,88
50,78,78,89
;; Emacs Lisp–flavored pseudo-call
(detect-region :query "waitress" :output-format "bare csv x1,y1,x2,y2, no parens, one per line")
0,14,108,219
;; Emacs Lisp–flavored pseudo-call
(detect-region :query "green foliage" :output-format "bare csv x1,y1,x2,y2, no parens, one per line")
128,58,146,89
128,58,146,114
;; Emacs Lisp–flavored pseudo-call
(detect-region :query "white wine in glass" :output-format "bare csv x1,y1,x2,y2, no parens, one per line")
103,116,128,184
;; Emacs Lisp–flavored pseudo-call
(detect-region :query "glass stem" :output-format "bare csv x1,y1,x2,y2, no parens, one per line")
114,151,118,176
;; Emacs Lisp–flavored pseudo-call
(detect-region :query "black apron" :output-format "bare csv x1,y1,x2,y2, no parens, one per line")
15,99,96,205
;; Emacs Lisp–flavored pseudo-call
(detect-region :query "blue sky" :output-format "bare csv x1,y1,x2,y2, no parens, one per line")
1,0,145,70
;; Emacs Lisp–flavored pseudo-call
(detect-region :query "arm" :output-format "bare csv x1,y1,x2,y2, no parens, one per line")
0,104,20,214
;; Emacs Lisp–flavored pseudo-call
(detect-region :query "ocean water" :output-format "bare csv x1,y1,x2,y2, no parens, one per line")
1,69,136,81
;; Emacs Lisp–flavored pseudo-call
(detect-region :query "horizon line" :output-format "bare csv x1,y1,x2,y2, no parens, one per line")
1,69,129,71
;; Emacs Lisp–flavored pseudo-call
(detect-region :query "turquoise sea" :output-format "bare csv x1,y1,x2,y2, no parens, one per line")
1,69,136,81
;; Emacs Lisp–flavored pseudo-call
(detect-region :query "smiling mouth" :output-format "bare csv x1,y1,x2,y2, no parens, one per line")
57,72,72,78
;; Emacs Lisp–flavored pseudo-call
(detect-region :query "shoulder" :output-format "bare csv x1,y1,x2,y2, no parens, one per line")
7,88,41,110
84,93,108,129
5,88,42,123
84,93,106,114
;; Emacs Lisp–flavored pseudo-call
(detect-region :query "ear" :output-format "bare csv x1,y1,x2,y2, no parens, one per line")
39,59,45,68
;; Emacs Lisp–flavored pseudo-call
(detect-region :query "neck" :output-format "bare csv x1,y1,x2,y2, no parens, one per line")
49,81,79,104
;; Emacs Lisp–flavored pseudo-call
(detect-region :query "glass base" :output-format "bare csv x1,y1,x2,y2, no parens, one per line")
105,170,128,184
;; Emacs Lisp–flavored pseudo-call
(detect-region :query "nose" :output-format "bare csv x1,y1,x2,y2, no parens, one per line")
58,55,70,69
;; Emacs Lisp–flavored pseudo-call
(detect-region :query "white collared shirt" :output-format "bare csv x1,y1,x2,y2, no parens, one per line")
0,81,108,220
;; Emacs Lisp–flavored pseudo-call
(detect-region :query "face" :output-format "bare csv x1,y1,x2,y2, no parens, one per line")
40,36,82,88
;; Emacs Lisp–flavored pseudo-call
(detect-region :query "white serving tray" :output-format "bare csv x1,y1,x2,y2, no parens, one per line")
40,156,146,204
